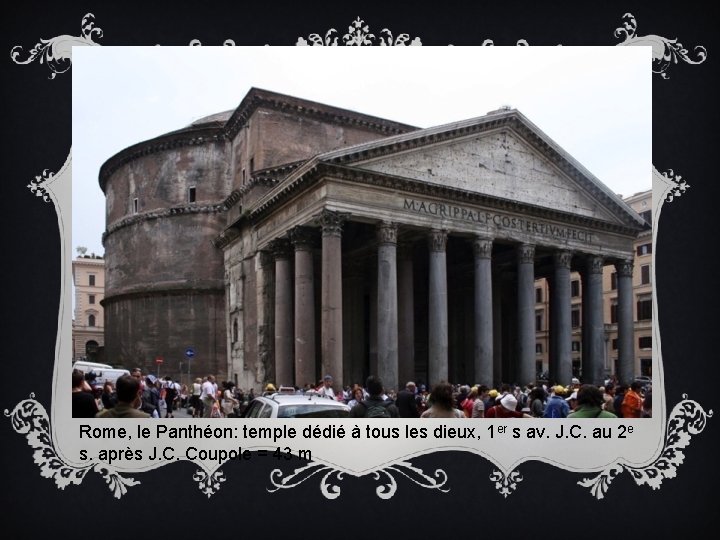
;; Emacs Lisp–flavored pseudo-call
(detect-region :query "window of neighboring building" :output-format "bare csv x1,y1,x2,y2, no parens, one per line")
242,168,246,185
610,272,617,290
133,198,138,214
535,288,542,303
536,343,543,354
612,339,618,350
640,358,652,376
641,264,651,285
88,314,96,327
535,311,543,332
571,308,580,328
639,336,652,349
89,275,95,287
250,157,255,173
536,361,543,375
232,319,238,343
610,301,618,324
572,341,581,352
188,186,196,203
86,340,99,355
571,280,580,297
637,243,652,256
637,295,652,321
639,210,652,225
89,295,95,305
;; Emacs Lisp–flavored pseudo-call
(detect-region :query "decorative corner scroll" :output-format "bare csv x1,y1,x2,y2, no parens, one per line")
658,169,690,202
4,394,140,499
268,460,448,499
10,13,103,78
615,13,707,78
578,395,713,499
296,17,422,46
27,169,55,203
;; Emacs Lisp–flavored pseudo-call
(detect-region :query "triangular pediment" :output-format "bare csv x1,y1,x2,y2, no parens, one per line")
310,109,647,229
348,128,621,223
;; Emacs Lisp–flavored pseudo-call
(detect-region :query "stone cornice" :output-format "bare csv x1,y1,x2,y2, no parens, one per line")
247,162,644,238
223,161,306,212
212,226,242,250
99,126,225,192
99,89,417,193
103,283,225,305
223,88,417,142
222,190,242,211
102,203,224,247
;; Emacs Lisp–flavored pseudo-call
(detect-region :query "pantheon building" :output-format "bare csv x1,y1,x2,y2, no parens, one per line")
100,88,647,393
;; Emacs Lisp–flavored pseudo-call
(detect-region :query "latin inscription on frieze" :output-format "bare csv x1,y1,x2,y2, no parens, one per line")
403,198,594,244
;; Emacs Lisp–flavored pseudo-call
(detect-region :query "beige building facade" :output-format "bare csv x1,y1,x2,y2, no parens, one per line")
72,254,105,363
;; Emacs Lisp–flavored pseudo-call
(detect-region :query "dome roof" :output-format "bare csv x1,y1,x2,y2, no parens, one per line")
187,109,234,127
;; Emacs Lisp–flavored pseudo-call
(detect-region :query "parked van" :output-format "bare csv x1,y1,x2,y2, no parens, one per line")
72,360,112,374
88,368,131,386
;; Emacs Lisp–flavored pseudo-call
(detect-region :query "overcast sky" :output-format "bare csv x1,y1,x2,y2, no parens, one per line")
72,45,651,257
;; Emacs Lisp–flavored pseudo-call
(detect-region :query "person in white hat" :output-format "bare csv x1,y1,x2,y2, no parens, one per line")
485,393,532,418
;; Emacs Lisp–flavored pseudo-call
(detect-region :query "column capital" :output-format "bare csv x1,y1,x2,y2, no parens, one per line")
585,254,604,275
615,258,634,277
289,225,316,251
517,243,535,264
428,229,448,252
554,250,572,269
377,221,398,245
472,236,493,259
267,237,292,260
315,209,348,237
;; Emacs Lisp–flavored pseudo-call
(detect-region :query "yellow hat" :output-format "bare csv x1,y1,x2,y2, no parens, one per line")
265,383,276,392
553,385,566,396
488,389,499,398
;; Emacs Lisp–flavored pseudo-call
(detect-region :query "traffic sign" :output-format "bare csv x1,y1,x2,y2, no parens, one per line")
185,347,195,359
155,356,164,364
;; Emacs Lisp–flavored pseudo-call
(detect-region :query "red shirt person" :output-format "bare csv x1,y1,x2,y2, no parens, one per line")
621,381,644,418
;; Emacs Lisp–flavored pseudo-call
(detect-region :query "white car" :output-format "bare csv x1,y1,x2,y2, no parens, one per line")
241,393,350,418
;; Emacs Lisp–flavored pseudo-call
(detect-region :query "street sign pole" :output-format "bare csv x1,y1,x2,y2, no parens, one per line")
185,348,195,384
155,356,164,379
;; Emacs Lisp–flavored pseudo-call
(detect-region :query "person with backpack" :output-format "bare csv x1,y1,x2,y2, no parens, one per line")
163,376,178,418
141,374,162,418
349,376,399,418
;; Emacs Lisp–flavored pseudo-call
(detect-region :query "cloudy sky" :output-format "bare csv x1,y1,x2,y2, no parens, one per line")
72,45,651,256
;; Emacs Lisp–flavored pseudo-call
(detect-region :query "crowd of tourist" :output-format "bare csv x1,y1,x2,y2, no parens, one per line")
73,364,651,420
307,376,651,419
